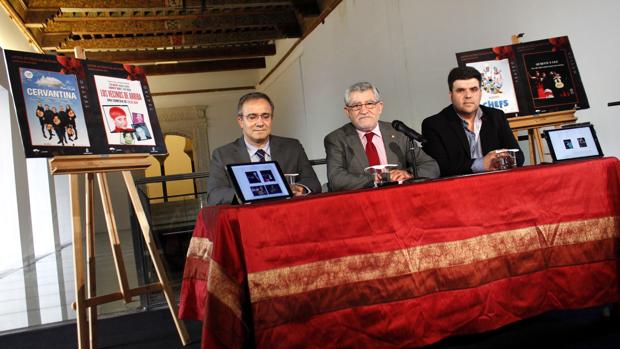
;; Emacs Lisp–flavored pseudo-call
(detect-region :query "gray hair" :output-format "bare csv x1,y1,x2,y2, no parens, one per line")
344,82,381,106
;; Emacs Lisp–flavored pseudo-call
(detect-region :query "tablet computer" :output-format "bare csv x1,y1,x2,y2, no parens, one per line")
543,124,603,162
225,161,293,204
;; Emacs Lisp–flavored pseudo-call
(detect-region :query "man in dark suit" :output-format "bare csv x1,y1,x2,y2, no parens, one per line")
324,82,439,192
206,92,321,205
422,67,524,177
43,104,55,139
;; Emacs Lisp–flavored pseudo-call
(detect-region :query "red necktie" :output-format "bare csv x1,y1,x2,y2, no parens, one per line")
364,132,380,166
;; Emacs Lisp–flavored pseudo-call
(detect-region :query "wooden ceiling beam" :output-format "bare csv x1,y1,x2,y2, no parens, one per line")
49,7,294,21
52,8,295,23
24,9,59,28
40,32,72,48
4,0,28,19
41,11,297,33
45,29,283,50
28,1,170,7
27,1,292,10
64,44,276,63
141,57,266,75
291,0,320,15
7,0,334,74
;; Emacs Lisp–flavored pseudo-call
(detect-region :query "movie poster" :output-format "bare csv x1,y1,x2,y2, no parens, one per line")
514,37,588,113
457,44,526,117
2,48,166,157
456,36,589,117
83,60,165,155
93,75,156,147
2,49,94,157
19,68,90,149
466,59,519,114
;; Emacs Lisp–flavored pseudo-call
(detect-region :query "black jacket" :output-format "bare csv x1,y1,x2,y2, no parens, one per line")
422,105,524,177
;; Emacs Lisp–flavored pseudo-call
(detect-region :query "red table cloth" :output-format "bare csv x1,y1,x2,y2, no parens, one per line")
180,157,620,348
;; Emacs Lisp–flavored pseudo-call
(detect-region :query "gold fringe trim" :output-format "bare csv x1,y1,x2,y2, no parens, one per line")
186,236,242,319
187,236,213,259
207,259,243,319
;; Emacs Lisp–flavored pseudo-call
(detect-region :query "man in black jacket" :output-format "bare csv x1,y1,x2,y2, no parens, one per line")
422,67,524,177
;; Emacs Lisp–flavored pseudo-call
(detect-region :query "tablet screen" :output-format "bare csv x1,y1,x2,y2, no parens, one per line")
225,161,293,203
544,124,603,162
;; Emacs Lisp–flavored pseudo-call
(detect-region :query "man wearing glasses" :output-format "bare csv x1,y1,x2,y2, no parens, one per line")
324,82,439,192
206,92,321,205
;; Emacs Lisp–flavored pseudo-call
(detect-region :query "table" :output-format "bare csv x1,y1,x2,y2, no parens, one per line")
179,157,620,348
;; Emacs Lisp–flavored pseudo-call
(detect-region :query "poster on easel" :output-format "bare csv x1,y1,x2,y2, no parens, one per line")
466,58,520,114
514,37,587,113
2,48,166,157
456,36,589,117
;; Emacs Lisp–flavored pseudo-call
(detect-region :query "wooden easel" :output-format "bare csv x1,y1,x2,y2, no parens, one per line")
49,154,189,348
508,109,577,164
506,34,577,164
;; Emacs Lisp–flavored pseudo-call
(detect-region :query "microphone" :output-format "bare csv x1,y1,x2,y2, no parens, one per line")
391,120,426,143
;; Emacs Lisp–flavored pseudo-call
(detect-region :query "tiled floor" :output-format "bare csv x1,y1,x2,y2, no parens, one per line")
0,229,141,333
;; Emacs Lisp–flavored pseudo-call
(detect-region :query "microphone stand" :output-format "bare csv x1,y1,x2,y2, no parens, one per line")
407,138,429,182
408,138,419,180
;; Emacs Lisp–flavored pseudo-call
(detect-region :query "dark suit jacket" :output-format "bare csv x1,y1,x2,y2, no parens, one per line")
324,120,440,192
206,135,321,205
421,105,525,177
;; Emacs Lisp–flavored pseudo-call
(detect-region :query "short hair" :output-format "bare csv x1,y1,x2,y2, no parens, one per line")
109,106,127,119
447,67,482,91
344,82,381,106
236,92,274,116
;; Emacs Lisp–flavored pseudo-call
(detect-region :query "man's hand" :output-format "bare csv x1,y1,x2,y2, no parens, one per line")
482,150,501,171
389,169,413,182
291,184,307,196
482,149,514,171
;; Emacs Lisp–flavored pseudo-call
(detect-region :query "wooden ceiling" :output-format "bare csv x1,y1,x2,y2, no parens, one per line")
2,0,341,75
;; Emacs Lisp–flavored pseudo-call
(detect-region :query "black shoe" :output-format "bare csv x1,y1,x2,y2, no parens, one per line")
57,140,62,144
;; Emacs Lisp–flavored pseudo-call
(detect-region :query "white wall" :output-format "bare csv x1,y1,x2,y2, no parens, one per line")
0,9,35,53
0,6,37,273
27,158,60,257
148,69,259,94
0,85,29,273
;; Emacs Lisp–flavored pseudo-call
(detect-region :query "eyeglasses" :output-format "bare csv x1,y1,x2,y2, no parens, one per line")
242,113,272,121
346,101,380,112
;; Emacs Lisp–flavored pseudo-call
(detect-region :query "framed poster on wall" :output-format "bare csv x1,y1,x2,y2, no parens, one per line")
456,36,589,117
2,48,166,157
